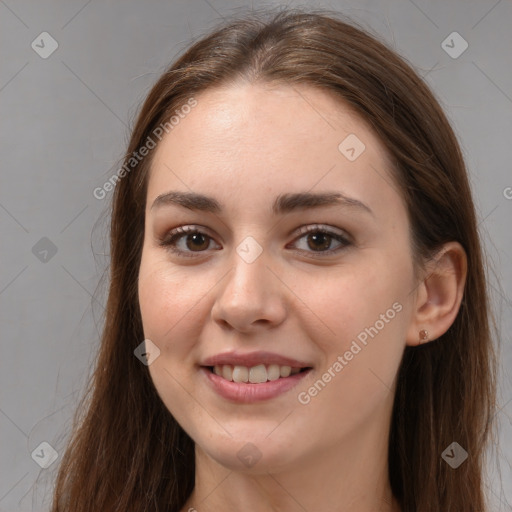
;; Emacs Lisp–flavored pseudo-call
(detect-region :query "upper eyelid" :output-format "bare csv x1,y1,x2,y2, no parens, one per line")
294,223,351,240
161,223,350,241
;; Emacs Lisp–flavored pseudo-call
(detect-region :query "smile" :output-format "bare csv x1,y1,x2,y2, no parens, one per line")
209,363,308,383
200,365,313,403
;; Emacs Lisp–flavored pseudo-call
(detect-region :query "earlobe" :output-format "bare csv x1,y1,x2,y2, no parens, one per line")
406,242,467,347
418,329,429,344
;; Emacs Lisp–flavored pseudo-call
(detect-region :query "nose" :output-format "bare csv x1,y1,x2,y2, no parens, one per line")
210,245,287,334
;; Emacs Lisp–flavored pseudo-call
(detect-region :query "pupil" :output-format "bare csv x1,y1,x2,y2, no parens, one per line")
187,233,208,251
308,233,330,251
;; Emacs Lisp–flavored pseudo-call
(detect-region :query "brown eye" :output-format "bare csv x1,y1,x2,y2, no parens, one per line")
305,232,332,251
159,226,220,258
184,232,210,251
159,224,351,259
290,224,351,256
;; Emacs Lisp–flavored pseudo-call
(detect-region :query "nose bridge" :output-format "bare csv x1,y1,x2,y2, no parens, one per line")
212,234,286,330
226,235,272,300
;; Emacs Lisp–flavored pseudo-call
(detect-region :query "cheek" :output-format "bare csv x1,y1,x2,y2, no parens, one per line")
138,253,208,428
138,263,209,417
298,255,409,344
138,252,208,346
292,258,411,436
299,258,412,400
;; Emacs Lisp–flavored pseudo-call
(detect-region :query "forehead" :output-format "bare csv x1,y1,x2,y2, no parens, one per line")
147,82,403,219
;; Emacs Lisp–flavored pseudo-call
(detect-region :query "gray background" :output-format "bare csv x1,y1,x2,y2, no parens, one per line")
1,0,511,510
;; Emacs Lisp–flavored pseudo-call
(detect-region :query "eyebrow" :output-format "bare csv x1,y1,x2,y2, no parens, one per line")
150,190,373,216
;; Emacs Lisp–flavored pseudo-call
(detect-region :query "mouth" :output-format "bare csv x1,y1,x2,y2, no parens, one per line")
203,364,312,383
200,364,313,403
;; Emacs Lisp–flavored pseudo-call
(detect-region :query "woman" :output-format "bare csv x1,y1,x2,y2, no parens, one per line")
51,8,497,512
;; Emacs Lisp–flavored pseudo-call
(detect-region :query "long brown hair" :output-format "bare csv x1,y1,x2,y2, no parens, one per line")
51,7,498,511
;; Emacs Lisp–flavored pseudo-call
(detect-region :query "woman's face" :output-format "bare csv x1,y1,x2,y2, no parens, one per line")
138,82,419,472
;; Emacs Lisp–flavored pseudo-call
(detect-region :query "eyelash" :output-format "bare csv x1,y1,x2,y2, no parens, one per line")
158,224,352,259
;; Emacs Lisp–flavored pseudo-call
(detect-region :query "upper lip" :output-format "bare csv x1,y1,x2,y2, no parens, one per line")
200,351,313,369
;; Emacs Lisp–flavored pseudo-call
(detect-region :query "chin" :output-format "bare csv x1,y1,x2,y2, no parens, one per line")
197,433,301,474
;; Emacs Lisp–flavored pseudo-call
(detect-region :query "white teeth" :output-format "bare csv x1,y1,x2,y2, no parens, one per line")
267,364,281,381
232,365,249,383
280,366,291,378
211,363,306,383
249,364,267,383
221,364,233,381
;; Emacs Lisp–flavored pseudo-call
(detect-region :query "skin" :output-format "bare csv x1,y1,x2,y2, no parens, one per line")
137,82,467,512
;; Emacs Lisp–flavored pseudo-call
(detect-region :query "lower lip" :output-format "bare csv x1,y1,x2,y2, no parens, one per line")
200,367,312,403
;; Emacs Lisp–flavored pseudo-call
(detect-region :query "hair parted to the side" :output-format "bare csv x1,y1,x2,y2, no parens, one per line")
51,7,497,512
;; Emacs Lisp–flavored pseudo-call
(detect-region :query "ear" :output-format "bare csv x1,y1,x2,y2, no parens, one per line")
406,241,467,346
